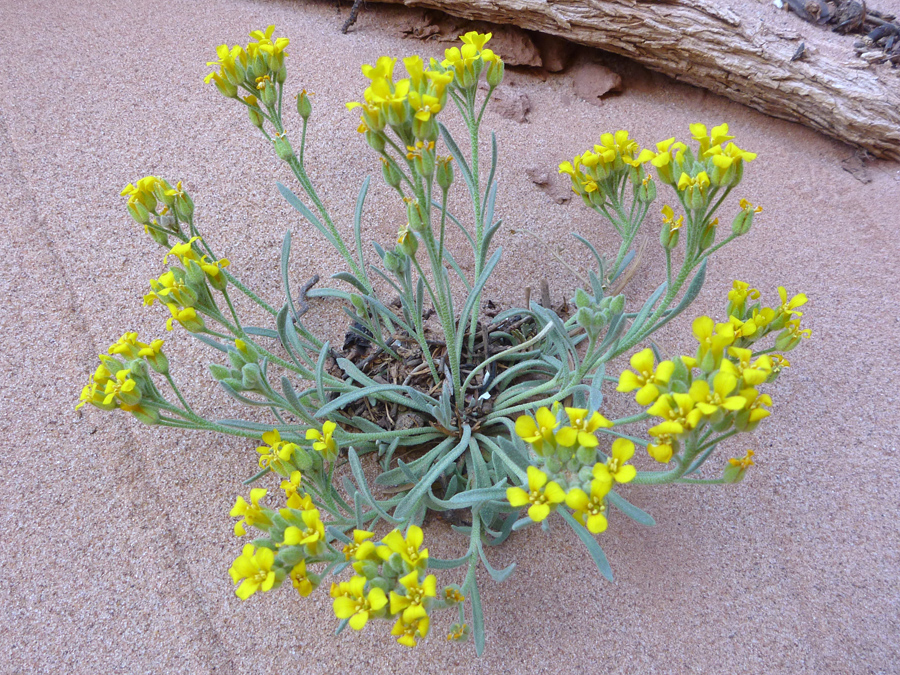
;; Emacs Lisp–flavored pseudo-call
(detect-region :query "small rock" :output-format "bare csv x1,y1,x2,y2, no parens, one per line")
491,87,531,123
527,166,572,204
841,154,873,183
572,61,623,105
532,33,575,72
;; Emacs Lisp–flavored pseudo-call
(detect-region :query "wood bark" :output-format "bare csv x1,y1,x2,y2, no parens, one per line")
370,0,900,160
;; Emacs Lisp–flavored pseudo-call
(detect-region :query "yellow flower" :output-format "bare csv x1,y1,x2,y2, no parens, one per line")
565,476,612,533
617,347,676,405
381,525,429,569
727,280,760,315
690,123,734,155
459,31,492,52
102,368,141,407
256,429,297,471
280,471,312,511
342,529,376,561
729,449,755,470
514,406,559,455
228,544,276,600
593,438,637,486
692,316,736,368
290,559,313,597
726,347,771,386
689,371,746,416
283,509,326,554
392,615,430,648
306,421,338,460
647,421,682,463
407,90,442,121
649,138,687,184
361,56,398,82
561,407,613,447
776,286,808,318
648,393,703,431
734,388,772,431
165,305,204,332
506,466,566,522
389,570,437,623
332,575,388,631
230,488,272,536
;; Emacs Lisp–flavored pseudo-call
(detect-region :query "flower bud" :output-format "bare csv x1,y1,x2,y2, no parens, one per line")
275,66,287,84
406,199,425,232
723,450,754,483
636,175,657,203
241,363,263,390
173,192,194,220
575,288,592,309
297,90,312,120
365,131,385,153
350,294,367,313
274,136,295,161
732,199,762,236
486,57,505,88
436,156,454,190
698,218,718,251
380,157,402,189
259,81,277,107
383,250,401,273
127,200,151,225
248,106,264,129
575,446,597,466
608,294,625,315
397,225,418,257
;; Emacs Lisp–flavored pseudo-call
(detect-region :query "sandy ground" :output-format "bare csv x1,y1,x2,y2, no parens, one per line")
1,0,899,673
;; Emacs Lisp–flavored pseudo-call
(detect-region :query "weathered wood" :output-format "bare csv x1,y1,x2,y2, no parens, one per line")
370,0,900,160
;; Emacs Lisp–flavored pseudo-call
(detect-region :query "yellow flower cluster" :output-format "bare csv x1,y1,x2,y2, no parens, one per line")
507,439,636,533
306,420,339,462
617,282,809,464
347,54,454,145
558,130,647,199
559,124,757,209
142,237,231,333
76,333,166,424
205,25,290,100
228,474,326,600
331,524,463,647
120,176,194,246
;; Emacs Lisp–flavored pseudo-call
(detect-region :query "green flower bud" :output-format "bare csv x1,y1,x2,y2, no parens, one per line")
723,451,754,483
575,288,593,309
732,199,762,236
486,57,505,88
357,560,382,580
698,218,718,251
127,404,159,425
173,192,194,220
397,227,418,257
406,199,425,232
545,457,563,474
365,130,385,153
383,250,401,273
297,90,312,120
274,136,295,161
275,66,287,84
636,176,657,203
436,156,454,190
148,227,170,247
241,363,263,390
127,201,150,225
575,446,597,466
248,106,264,129
259,81,277,107
380,158,402,189
609,294,625,315
350,294,366,313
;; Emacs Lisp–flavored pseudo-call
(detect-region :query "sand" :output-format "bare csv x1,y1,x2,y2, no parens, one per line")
1,0,898,672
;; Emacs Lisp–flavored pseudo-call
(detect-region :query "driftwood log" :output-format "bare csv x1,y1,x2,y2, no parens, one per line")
369,0,900,160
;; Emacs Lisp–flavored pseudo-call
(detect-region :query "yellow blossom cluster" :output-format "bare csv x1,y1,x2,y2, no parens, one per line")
228,479,458,649
511,405,638,532
120,175,194,245
205,25,290,100
76,333,166,424
617,282,809,464
559,124,757,210
346,32,501,148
